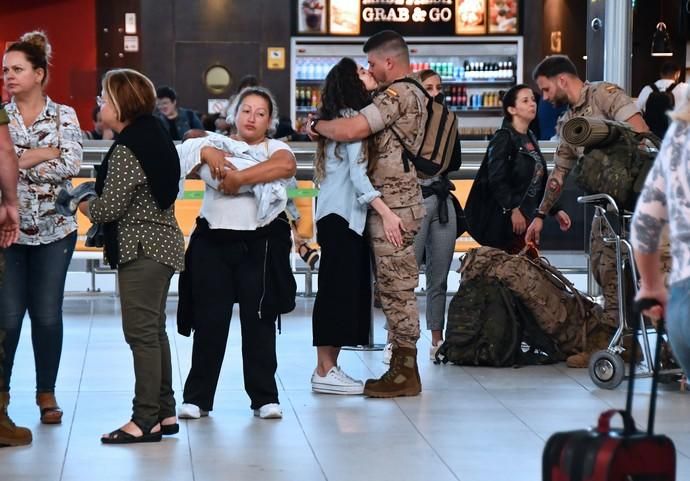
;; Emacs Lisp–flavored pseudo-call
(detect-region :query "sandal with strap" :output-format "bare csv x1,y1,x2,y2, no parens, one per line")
297,243,319,270
101,420,162,444
36,392,63,425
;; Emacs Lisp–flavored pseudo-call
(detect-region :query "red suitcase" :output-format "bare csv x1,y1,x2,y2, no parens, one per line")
543,301,676,481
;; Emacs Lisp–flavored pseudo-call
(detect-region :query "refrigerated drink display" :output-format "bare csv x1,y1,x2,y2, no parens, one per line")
291,38,523,137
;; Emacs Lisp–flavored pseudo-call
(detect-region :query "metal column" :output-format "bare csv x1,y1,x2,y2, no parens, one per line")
586,0,606,81
603,0,633,92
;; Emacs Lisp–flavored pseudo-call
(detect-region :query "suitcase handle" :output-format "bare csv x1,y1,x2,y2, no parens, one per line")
631,298,666,435
597,409,636,435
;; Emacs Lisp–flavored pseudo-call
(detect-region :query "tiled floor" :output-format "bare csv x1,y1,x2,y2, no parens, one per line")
2,294,690,481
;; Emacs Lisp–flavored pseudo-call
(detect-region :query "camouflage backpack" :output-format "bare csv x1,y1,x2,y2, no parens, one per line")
571,122,661,211
436,277,563,367
460,247,606,356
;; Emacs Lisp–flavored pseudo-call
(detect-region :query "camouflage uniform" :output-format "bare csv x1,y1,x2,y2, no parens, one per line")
0,105,8,388
0,105,32,447
360,80,428,349
554,82,670,329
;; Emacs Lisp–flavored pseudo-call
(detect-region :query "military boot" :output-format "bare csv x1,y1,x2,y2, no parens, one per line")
363,345,421,398
566,324,612,368
0,392,33,447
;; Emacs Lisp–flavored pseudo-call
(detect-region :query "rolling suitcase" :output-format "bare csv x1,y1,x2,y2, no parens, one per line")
542,300,676,481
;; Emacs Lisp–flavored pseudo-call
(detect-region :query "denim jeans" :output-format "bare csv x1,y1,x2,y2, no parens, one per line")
666,276,690,376
0,231,76,392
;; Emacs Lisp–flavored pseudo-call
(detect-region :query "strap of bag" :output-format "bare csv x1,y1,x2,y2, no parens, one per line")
665,81,679,94
649,83,659,93
390,127,411,173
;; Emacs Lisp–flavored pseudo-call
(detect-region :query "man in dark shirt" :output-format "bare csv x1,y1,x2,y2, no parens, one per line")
155,86,203,141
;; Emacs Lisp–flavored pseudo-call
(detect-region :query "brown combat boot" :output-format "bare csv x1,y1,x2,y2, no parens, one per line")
0,392,33,447
363,345,421,398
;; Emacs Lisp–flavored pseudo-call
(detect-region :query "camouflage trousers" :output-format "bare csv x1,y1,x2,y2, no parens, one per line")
0,251,4,391
368,205,424,349
590,215,671,329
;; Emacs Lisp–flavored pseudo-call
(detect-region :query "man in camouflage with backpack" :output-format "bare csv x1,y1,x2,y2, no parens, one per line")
309,30,427,397
524,55,662,368
0,104,31,447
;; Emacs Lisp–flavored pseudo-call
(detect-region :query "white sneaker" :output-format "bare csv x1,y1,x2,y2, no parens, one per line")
253,403,282,419
382,343,393,365
178,403,209,419
311,366,364,395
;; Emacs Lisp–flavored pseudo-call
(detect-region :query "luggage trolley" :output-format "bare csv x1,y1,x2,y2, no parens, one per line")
577,193,683,389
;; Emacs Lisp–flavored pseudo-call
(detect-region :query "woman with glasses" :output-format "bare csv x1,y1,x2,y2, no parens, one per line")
0,31,81,426
80,69,184,444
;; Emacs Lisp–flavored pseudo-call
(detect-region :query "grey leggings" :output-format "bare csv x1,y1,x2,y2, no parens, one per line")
414,194,457,332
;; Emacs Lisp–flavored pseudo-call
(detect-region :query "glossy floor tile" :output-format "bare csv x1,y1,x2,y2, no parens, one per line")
1,294,689,481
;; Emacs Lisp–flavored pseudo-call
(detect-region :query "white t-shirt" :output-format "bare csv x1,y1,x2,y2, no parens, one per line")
636,79,689,113
200,138,291,230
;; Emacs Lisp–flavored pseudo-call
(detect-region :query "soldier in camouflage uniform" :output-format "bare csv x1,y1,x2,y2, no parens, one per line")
0,104,31,447
309,31,427,397
525,55,662,367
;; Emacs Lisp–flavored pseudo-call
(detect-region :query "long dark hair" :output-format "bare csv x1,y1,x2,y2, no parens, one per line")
315,57,376,182
501,83,532,122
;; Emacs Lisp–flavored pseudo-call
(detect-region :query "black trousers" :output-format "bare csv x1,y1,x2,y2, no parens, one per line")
181,231,278,411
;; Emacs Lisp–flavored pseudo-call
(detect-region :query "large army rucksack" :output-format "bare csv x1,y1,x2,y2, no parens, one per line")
436,277,563,367
566,119,661,211
390,78,462,178
643,82,677,139
460,247,608,356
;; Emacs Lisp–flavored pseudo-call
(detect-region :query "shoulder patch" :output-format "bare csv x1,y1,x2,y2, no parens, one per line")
384,87,399,97
605,85,618,93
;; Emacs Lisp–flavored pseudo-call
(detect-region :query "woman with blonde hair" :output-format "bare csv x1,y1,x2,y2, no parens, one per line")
0,31,81,426
78,68,184,443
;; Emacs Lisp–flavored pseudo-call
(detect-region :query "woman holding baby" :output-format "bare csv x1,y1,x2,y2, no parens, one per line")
176,86,297,421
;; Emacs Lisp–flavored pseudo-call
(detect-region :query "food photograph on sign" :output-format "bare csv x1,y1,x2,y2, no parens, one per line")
298,0,326,34
455,0,486,35
488,0,518,34
330,0,360,35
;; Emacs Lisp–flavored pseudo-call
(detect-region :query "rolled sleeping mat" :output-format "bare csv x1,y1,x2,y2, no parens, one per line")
561,117,621,148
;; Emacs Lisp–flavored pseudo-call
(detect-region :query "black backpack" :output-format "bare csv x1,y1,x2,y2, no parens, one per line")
643,82,677,139
389,78,462,178
436,278,564,367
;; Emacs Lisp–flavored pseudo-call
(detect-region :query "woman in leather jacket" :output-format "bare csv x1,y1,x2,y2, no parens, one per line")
485,84,571,252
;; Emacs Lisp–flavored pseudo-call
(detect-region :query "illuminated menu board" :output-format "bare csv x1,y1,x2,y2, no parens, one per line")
294,0,520,36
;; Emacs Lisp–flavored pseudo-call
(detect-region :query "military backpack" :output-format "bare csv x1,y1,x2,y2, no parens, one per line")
436,277,564,367
390,78,462,178
571,123,661,211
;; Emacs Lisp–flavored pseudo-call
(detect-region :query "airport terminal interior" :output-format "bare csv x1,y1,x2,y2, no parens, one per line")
2,0,690,480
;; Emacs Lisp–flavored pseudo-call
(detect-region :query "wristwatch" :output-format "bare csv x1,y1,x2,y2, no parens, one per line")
309,117,320,134
534,211,547,220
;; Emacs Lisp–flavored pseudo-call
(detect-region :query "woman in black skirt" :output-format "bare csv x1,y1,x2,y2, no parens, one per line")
310,57,404,395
